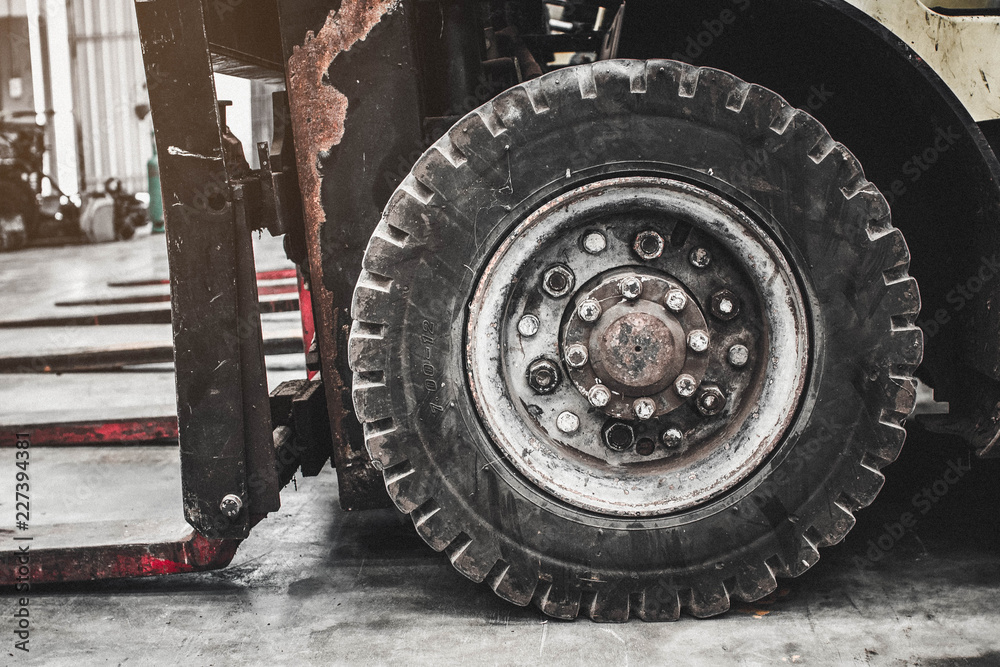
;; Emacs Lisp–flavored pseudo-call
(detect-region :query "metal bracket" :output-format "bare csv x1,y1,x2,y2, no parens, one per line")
135,0,280,539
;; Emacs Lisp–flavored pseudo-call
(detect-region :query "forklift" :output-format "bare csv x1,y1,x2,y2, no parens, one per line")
3,0,1000,621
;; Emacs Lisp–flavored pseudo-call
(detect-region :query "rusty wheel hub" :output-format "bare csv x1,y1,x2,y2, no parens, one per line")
563,269,709,419
466,177,809,516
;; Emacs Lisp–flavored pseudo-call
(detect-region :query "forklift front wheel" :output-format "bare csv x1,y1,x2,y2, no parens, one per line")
349,60,922,621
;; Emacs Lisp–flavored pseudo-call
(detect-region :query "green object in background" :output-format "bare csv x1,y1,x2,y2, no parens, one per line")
147,130,164,233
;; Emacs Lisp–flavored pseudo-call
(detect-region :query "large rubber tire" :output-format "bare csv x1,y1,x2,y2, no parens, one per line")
349,60,921,620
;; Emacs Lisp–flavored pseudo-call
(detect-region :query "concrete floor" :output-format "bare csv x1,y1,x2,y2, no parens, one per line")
4,434,999,666
0,229,303,427
2,233,1000,666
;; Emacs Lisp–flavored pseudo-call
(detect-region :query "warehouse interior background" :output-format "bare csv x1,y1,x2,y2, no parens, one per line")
0,0,278,199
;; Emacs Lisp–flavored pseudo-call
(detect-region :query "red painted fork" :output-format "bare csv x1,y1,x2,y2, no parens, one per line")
0,417,178,447
0,524,242,585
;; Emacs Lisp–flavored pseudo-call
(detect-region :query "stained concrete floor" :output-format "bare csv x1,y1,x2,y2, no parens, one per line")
0,228,303,427
4,432,999,666
2,233,1000,666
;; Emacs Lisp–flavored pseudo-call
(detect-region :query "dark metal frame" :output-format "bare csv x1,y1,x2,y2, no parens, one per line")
135,0,279,539
274,0,426,511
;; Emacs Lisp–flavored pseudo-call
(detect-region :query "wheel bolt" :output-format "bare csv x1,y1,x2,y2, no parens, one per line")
696,385,727,416
664,288,687,312
728,344,749,367
578,299,602,322
556,411,580,434
632,397,656,420
634,230,665,260
517,314,539,337
220,493,243,518
687,330,710,353
603,421,635,451
619,276,642,300
588,384,611,407
565,344,589,368
527,358,561,394
635,438,656,456
583,231,607,254
674,374,697,397
689,247,711,269
710,289,740,321
661,428,683,448
542,265,575,298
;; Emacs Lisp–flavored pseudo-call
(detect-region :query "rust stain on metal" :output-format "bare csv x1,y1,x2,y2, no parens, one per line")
287,0,400,208
286,1,400,474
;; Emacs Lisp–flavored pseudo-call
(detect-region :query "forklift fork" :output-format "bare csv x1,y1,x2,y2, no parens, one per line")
0,0,338,585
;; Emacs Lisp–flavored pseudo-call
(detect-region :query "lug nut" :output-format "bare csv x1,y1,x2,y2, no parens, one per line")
578,299,602,322
527,358,561,394
542,265,575,298
565,344,589,368
517,314,539,337
556,411,580,434
634,230,665,260
633,397,656,420
583,231,607,254
687,330,710,353
661,427,683,448
603,421,635,451
664,289,687,313
635,438,656,456
728,344,749,367
710,289,740,321
588,384,611,407
689,247,711,269
220,493,243,518
619,276,643,300
696,385,727,416
674,374,697,397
